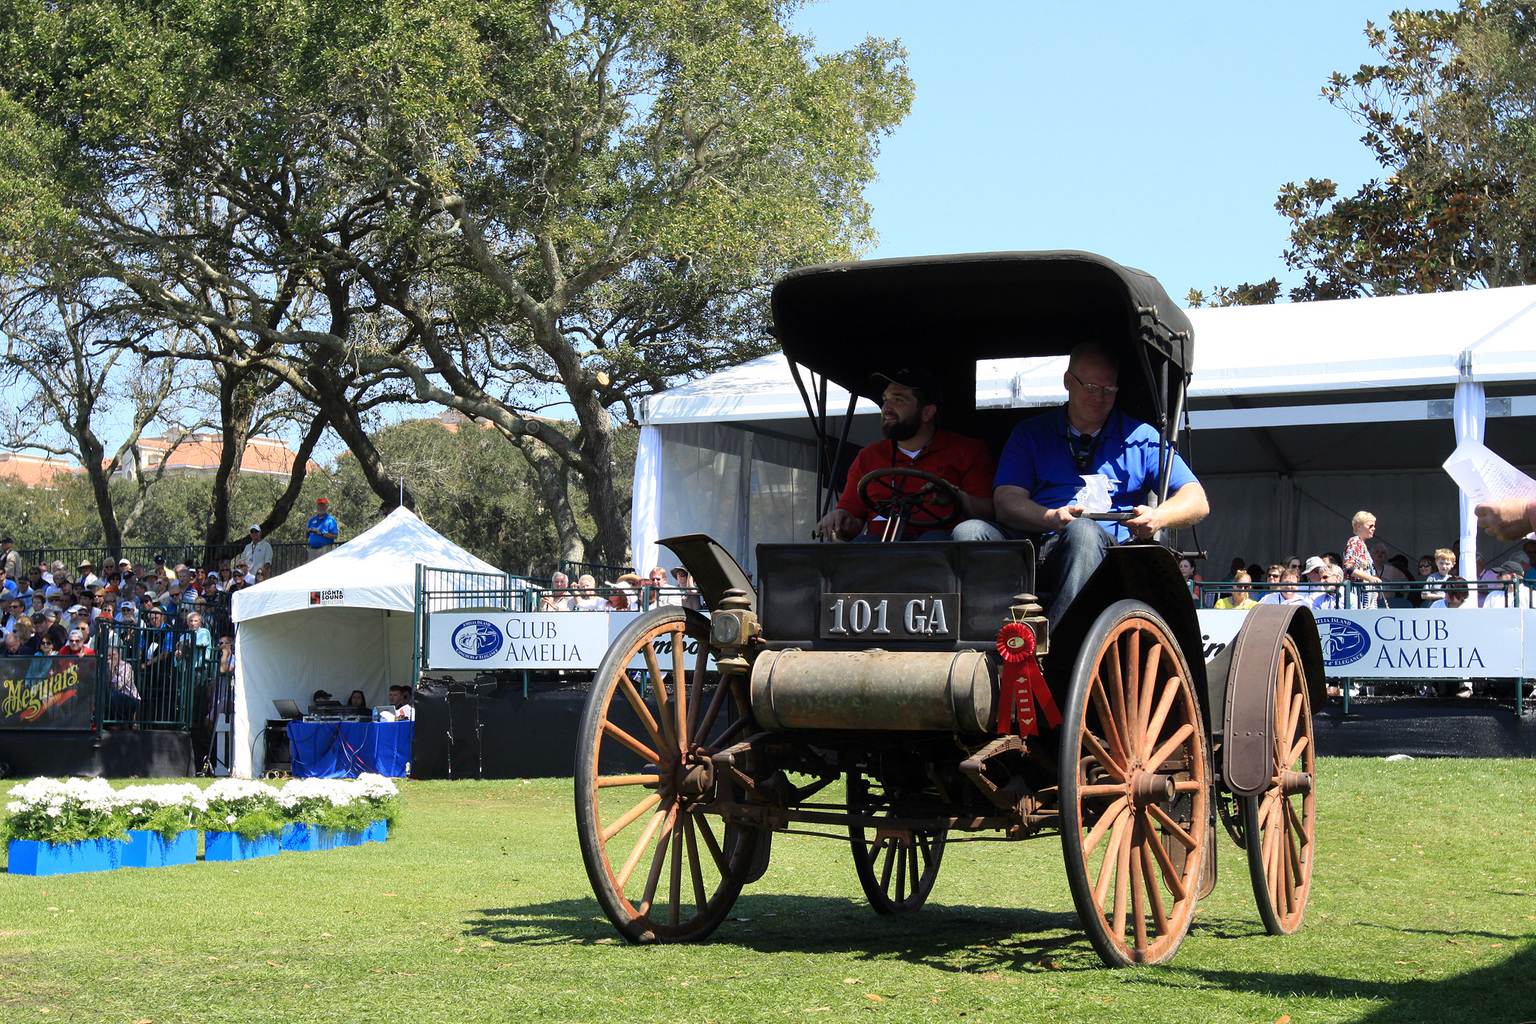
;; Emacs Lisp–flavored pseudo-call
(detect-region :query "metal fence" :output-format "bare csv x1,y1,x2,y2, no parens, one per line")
92,621,224,733
1195,578,1526,609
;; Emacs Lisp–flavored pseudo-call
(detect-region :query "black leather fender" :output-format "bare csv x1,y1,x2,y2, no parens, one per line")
659,533,757,612
1220,603,1325,797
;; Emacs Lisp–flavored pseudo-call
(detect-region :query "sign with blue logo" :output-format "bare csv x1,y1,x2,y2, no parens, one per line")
1314,616,1370,667
1196,609,1525,679
449,619,504,661
427,612,716,672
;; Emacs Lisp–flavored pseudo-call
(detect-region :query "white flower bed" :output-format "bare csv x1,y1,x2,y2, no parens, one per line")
4,776,401,844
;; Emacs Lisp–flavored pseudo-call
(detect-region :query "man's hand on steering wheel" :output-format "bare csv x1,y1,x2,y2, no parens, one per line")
856,467,965,530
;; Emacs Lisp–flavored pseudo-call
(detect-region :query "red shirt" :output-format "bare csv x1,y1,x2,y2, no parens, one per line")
835,429,996,536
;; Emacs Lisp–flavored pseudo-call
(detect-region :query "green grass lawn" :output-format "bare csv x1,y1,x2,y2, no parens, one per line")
1,758,1534,1023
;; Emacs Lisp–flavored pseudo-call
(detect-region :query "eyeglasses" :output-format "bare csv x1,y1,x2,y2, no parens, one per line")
1066,370,1120,397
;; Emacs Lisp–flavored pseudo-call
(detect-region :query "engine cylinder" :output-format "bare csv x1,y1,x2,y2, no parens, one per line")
749,649,996,733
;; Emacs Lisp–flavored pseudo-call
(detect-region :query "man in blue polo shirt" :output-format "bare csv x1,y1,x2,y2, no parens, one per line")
306,498,339,561
951,341,1208,623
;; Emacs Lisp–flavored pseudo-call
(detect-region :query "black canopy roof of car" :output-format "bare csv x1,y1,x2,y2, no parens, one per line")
770,251,1194,457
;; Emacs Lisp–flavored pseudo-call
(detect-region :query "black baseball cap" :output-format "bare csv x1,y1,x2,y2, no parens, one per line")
870,368,943,408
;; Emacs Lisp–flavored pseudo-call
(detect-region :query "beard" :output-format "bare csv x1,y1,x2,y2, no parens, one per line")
881,409,921,442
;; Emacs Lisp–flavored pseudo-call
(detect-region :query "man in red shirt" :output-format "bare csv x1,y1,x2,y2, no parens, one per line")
814,368,995,541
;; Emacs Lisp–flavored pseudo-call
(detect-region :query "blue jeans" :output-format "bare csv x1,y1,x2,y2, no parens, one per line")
949,516,1114,625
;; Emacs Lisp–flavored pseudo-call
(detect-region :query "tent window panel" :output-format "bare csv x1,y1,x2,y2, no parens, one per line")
660,440,745,555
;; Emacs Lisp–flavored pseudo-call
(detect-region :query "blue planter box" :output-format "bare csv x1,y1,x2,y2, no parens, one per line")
281,823,323,853
319,827,365,849
204,830,280,862
366,820,389,844
122,830,196,869
8,837,124,876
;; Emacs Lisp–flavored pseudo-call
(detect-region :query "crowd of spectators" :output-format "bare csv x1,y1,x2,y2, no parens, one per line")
536,566,702,613
1194,509,1536,612
0,535,245,725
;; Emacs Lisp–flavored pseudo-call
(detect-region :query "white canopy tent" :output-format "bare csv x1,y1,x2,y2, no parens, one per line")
632,284,1536,579
231,507,506,778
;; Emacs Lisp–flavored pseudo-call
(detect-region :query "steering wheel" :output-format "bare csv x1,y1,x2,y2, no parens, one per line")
856,467,965,530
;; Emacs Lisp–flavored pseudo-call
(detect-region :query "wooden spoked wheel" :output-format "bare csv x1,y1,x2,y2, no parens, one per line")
1060,600,1211,967
849,818,946,914
1242,635,1316,936
575,607,764,943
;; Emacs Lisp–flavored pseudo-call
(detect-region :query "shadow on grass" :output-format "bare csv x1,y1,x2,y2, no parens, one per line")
465,894,1096,972
1161,941,1536,1023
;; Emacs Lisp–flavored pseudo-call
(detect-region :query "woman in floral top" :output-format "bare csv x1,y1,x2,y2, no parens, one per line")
1345,510,1381,609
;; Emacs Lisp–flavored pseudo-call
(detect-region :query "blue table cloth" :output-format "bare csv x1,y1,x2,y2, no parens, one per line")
287,720,413,778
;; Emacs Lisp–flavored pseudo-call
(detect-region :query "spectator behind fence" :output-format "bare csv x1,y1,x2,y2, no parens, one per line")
1345,511,1381,609
1177,557,1202,604
574,575,605,612
539,572,574,611
1377,546,1413,607
648,567,682,607
672,567,703,611
106,645,139,726
1484,561,1523,608
1311,564,1345,610
1428,576,1469,610
1214,571,1256,610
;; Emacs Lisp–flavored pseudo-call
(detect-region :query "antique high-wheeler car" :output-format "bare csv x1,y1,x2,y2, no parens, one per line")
574,251,1326,967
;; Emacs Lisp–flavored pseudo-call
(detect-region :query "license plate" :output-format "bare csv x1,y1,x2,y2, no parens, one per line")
819,593,959,640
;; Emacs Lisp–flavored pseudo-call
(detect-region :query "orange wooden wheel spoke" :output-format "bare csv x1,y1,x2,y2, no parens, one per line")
694,814,729,876
668,819,685,926
1089,677,1130,766
1286,734,1310,768
616,673,667,754
642,643,678,754
1146,722,1195,774
1082,796,1130,859
1139,826,1169,933
1080,782,1129,799
684,817,708,910
692,672,735,746
1143,673,1181,760
1102,644,1130,761
688,639,710,742
596,774,659,789
600,791,662,842
1129,819,1148,949
1146,803,1196,851
1125,629,1143,754
1094,811,1130,906
1143,823,1188,903
639,806,677,916
602,720,660,765
1112,817,1133,939
1082,729,1129,783
1138,643,1163,745
670,628,689,750
616,809,667,889
1173,779,1203,793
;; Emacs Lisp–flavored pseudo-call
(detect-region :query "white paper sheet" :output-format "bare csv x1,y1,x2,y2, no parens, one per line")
1441,438,1536,504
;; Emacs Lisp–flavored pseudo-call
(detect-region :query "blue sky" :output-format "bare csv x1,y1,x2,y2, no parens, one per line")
791,0,1403,304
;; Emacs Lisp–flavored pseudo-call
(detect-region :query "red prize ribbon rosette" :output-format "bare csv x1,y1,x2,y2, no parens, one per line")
994,622,1061,737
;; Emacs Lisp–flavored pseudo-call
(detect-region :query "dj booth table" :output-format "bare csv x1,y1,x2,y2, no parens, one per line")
286,720,413,779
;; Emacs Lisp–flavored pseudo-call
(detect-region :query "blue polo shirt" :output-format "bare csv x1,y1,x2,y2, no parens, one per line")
307,512,338,548
994,407,1197,542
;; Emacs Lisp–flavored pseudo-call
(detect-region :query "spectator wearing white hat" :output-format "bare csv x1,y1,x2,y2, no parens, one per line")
239,525,274,576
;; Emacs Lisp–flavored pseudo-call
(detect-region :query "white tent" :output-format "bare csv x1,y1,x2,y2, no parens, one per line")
632,284,1536,579
231,507,506,777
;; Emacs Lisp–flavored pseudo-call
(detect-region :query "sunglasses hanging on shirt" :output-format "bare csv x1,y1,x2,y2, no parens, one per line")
1070,431,1099,473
